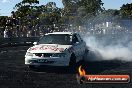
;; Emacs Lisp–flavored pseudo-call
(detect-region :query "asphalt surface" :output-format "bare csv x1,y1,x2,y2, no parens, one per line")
0,45,132,88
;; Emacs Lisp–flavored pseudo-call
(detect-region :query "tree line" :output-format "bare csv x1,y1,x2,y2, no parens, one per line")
0,0,132,29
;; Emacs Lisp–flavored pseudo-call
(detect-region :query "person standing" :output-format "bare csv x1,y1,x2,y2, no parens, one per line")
4,27,8,38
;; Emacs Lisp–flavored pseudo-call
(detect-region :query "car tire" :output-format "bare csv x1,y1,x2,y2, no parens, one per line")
69,54,76,68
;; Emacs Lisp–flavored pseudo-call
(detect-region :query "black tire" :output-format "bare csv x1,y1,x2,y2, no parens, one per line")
69,54,76,68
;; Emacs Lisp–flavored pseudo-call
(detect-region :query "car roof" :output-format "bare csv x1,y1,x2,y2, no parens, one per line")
46,32,74,35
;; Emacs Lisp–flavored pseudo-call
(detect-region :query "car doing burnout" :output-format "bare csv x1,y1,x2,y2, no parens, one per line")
25,32,88,67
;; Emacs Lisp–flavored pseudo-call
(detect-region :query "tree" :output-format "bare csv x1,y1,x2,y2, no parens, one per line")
62,0,104,26
95,9,120,23
120,3,132,19
14,0,39,26
0,16,8,28
14,0,63,28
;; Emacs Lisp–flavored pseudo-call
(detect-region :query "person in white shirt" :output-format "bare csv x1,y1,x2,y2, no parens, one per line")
4,28,8,38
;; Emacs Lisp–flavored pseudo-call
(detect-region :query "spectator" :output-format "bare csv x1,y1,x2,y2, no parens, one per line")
0,30,3,38
4,28,8,38
8,28,12,38
16,25,20,37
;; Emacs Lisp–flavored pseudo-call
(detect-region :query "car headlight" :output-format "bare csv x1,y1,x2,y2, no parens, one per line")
26,52,33,57
52,53,66,57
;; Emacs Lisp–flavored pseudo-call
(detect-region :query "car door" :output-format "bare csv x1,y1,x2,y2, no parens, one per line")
76,34,86,58
72,34,82,62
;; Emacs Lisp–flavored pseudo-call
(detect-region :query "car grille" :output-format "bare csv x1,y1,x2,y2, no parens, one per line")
34,53,53,57
28,60,54,63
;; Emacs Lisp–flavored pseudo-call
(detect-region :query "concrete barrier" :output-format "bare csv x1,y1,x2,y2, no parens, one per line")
0,37,40,46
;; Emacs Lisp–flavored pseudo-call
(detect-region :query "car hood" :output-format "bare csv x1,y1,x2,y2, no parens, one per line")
27,44,72,53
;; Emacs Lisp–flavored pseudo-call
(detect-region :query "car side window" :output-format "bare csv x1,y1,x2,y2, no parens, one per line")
72,34,79,43
77,34,83,42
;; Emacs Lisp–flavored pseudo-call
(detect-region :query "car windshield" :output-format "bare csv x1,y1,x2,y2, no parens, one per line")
38,34,72,45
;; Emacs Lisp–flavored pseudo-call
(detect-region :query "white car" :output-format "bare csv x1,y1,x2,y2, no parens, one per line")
25,32,88,68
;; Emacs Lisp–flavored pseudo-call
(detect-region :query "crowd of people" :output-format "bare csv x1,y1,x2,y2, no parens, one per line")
0,24,131,38
0,23,72,38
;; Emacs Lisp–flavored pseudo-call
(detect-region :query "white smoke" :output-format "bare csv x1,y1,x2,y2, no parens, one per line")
83,35,132,61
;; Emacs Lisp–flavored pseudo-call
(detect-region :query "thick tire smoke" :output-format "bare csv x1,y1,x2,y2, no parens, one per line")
83,34,132,61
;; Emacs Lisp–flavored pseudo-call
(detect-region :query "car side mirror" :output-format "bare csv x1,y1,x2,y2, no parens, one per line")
73,41,79,45
76,42,79,44
33,42,37,45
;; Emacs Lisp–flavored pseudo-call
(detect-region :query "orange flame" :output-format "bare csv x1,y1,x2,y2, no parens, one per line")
78,65,86,76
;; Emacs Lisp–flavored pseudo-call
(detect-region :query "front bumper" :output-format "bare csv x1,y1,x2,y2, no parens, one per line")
25,56,69,66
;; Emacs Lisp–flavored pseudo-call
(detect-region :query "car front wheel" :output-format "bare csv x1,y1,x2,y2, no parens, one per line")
69,54,76,68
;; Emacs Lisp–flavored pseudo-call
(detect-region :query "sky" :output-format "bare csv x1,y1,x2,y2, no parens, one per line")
0,0,132,16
